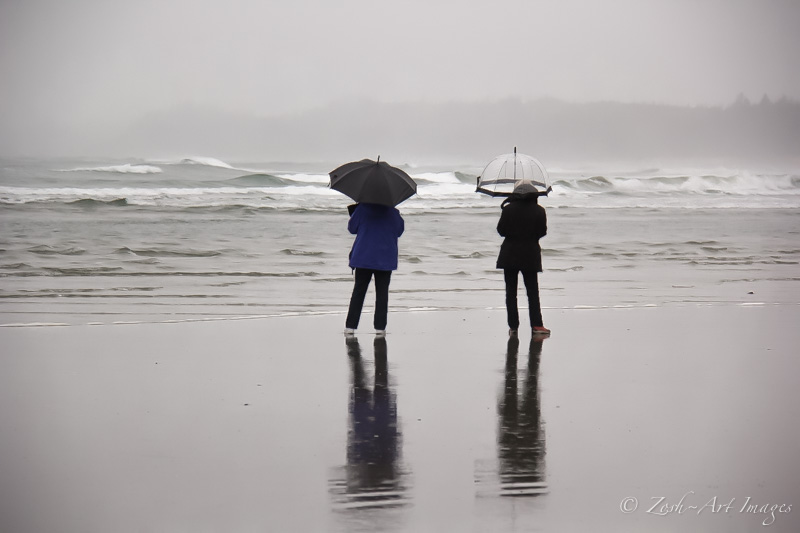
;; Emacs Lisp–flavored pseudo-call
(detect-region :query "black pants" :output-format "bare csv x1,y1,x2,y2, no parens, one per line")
346,268,392,330
504,268,543,330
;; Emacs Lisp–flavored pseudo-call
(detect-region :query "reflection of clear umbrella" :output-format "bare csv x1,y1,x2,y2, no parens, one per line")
329,157,417,207
476,147,552,197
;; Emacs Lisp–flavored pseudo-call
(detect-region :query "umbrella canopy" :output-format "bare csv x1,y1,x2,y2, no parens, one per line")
329,157,417,207
476,148,552,197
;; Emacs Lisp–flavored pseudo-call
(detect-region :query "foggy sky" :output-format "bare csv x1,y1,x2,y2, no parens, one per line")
1,0,799,157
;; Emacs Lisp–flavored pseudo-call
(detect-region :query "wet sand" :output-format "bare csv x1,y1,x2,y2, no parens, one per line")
1,305,799,532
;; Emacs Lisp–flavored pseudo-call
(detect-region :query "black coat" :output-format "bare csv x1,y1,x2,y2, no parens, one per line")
496,194,547,271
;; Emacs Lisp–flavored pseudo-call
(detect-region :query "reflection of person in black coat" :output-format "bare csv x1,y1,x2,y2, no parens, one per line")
339,336,407,507
497,336,547,496
496,184,550,335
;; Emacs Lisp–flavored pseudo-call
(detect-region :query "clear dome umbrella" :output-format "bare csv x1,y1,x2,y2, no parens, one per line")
476,147,552,197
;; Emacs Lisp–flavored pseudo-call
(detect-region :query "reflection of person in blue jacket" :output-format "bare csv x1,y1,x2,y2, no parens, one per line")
344,203,405,336
345,337,404,501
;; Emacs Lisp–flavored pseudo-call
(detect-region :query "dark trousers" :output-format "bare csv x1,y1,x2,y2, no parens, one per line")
346,268,392,330
504,269,543,330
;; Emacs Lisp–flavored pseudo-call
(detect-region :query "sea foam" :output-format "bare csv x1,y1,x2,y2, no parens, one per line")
57,164,162,174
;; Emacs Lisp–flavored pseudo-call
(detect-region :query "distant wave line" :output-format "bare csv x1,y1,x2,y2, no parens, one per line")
56,164,162,174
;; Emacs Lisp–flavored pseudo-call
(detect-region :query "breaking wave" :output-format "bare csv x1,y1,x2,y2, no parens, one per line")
57,164,162,174
225,174,293,187
3,161,799,210
67,198,129,207
552,171,800,196
159,156,263,174
178,157,237,169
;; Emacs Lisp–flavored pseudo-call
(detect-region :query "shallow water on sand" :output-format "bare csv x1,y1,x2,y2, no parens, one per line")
1,205,799,326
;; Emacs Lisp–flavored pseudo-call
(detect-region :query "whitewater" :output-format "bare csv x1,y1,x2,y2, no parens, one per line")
2,157,799,210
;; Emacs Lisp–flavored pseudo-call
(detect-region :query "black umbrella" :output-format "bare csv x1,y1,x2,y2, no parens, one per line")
329,157,417,207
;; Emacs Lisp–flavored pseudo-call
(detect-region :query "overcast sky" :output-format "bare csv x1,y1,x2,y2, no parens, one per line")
1,0,799,148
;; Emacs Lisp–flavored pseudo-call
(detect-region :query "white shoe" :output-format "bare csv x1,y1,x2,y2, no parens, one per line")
344,328,356,336
375,329,386,337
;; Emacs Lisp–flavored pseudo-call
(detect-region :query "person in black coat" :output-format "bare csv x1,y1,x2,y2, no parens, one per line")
496,183,551,336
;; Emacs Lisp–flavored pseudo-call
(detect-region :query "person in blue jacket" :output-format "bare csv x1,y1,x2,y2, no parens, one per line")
345,203,405,336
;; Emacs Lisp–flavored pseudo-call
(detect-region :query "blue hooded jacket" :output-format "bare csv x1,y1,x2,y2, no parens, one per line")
348,203,405,271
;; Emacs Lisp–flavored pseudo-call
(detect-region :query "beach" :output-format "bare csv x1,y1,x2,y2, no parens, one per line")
3,0,800,527
1,305,799,532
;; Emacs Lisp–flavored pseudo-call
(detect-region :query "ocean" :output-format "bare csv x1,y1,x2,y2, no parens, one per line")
1,156,799,327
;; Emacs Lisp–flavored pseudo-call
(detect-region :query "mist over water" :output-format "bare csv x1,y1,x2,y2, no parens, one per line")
4,98,800,167
3,1,799,162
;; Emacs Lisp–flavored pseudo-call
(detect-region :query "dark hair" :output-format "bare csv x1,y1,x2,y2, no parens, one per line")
501,192,539,208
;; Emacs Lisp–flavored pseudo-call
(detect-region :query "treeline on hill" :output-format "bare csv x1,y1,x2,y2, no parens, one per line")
117,96,800,163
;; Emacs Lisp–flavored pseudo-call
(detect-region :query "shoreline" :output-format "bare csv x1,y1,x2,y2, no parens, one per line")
2,299,798,329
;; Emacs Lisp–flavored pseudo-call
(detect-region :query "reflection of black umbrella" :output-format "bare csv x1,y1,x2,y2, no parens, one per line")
329,157,417,207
